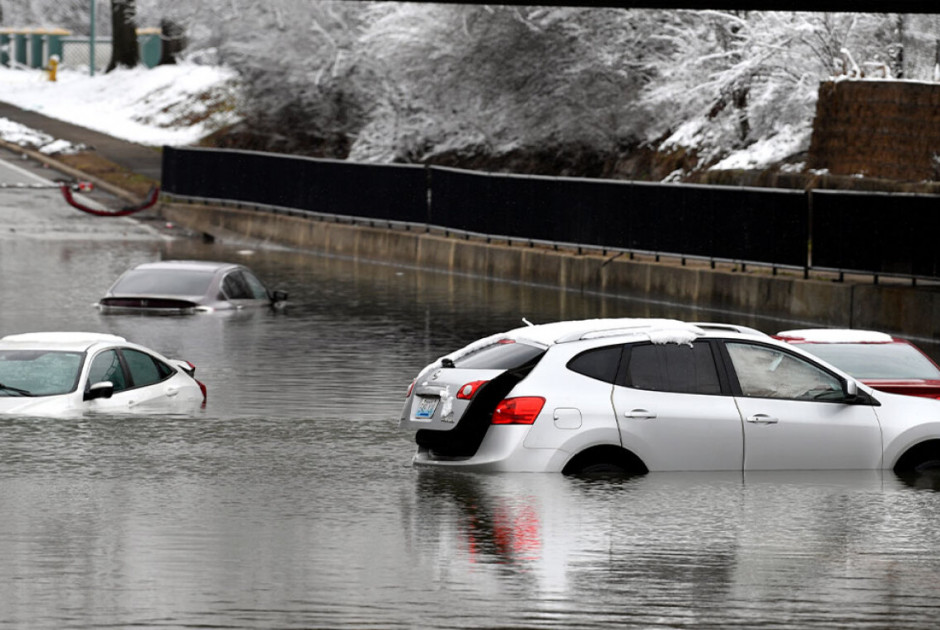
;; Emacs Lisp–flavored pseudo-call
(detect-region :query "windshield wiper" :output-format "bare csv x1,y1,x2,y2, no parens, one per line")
0,382,33,396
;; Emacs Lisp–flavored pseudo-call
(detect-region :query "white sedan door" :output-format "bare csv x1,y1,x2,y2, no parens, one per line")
725,341,883,470
85,347,197,411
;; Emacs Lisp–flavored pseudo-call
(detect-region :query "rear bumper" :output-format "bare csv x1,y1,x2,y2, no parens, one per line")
98,305,197,316
411,425,564,472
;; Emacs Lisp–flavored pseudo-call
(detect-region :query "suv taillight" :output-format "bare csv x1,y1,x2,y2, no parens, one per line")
406,379,416,398
491,397,545,425
456,380,488,400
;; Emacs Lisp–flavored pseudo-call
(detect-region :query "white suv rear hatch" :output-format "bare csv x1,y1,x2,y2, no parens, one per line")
399,339,547,433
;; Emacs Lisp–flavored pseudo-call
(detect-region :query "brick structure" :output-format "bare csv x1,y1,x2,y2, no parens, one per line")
808,80,940,182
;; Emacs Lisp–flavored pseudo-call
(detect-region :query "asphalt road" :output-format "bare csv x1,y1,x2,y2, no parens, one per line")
0,145,168,241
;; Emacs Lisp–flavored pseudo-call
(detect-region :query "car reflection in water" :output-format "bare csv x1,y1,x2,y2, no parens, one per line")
404,469,931,623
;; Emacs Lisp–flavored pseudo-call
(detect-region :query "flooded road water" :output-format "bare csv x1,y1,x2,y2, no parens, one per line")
3,199,940,628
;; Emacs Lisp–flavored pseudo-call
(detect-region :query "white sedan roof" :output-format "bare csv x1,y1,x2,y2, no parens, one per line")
0,332,126,352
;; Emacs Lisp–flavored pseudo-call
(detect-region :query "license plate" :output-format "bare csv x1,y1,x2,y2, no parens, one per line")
414,396,438,420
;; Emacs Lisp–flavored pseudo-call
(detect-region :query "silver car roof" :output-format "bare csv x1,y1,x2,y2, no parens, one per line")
132,260,242,273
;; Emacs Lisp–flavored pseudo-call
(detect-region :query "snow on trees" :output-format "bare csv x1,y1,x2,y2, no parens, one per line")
641,11,917,175
5,2,940,178
352,4,651,166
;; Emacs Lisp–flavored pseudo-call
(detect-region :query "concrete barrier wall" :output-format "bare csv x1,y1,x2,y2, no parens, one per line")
159,201,939,339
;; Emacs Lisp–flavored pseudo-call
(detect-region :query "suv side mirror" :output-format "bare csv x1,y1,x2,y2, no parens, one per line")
84,381,114,401
271,290,288,303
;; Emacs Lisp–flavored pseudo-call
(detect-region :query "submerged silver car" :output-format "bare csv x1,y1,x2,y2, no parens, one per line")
399,318,940,475
98,260,287,314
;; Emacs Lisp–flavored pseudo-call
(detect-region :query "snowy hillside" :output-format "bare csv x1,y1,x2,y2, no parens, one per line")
0,63,239,148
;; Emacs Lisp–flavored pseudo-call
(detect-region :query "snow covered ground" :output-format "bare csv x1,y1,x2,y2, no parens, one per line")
0,61,801,176
0,63,239,151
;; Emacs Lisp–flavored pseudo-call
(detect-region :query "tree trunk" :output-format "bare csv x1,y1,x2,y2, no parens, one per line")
107,0,139,72
158,19,186,65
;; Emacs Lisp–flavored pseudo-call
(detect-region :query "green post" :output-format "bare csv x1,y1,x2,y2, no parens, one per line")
29,31,45,68
137,27,161,68
90,0,96,76
45,29,70,63
0,31,9,66
13,32,27,66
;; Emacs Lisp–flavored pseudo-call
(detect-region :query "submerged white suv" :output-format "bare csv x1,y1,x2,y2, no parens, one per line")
399,318,940,475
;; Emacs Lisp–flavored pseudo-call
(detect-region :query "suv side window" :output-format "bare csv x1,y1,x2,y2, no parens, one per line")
567,345,622,383
624,342,721,395
726,342,842,400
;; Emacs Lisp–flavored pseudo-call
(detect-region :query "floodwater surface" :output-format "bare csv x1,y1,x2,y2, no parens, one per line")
2,226,940,629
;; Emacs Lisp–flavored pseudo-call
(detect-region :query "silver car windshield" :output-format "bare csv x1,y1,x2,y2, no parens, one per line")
111,269,215,297
799,343,940,380
0,350,83,396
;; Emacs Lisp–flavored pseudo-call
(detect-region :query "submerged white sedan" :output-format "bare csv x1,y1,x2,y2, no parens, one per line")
399,318,940,475
0,332,207,416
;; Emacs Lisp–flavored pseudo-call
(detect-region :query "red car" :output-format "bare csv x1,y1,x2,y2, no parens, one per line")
775,329,940,400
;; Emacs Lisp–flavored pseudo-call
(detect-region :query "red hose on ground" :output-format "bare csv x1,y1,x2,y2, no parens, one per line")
59,184,160,217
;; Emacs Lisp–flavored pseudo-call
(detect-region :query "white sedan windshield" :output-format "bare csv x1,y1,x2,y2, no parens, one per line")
0,350,83,396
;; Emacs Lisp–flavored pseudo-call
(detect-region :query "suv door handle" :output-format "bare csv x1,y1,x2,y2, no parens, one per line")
746,414,778,424
625,409,656,419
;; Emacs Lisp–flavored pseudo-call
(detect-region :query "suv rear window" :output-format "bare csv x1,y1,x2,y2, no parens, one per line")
567,345,622,383
455,341,545,370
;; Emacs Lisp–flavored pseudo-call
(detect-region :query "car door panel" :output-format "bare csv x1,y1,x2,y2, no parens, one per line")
609,340,744,472
723,340,884,470
737,397,882,470
613,388,744,471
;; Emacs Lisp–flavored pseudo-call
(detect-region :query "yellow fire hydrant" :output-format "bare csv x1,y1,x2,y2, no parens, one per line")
47,55,59,82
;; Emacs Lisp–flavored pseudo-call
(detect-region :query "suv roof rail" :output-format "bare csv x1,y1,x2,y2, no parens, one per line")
694,322,769,337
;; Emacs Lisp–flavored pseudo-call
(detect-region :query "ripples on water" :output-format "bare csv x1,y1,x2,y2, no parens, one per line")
1,237,940,629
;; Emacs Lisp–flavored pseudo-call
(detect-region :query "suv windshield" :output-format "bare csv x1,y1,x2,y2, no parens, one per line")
112,269,215,297
455,341,545,370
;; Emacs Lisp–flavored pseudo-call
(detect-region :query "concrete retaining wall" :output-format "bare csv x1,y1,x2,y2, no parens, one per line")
159,201,940,340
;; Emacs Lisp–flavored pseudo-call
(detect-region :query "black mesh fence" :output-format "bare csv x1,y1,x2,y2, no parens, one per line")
811,190,939,278
428,168,807,266
162,147,940,278
162,146,428,223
